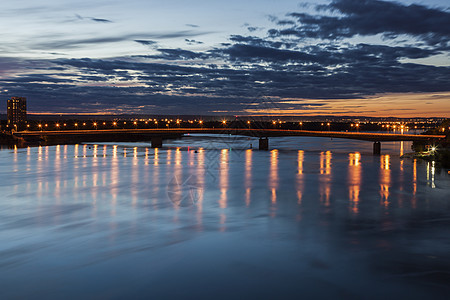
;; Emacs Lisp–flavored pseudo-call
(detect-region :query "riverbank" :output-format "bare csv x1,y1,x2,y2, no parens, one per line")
404,148,450,168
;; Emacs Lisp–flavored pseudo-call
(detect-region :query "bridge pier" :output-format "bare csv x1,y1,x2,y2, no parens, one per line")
373,141,381,155
151,137,163,148
259,137,269,150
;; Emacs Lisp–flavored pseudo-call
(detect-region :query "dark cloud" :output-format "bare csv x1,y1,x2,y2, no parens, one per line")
186,24,200,28
270,0,450,46
247,26,264,32
137,48,208,60
185,39,203,45
217,44,317,63
1,46,447,114
215,40,439,66
229,35,296,49
91,18,113,23
135,40,158,46
73,14,113,23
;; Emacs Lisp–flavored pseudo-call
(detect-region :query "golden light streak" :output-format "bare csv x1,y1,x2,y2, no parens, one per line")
349,152,361,215
296,150,305,206
380,155,391,207
319,151,332,207
245,149,252,206
269,150,279,204
219,149,229,209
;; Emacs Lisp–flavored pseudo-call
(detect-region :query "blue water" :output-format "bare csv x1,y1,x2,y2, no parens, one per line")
1,135,449,299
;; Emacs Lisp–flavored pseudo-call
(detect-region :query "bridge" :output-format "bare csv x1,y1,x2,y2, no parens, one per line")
13,128,446,155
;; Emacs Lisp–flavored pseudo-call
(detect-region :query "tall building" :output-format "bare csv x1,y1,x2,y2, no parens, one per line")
7,97,27,128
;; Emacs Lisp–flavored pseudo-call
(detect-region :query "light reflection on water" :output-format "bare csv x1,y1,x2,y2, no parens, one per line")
349,152,361,215
380,155,391,208
1,136,450,299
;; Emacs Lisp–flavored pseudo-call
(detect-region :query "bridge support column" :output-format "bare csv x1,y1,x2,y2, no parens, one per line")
259,137,269,150
151,137,163,148
373,141,381,155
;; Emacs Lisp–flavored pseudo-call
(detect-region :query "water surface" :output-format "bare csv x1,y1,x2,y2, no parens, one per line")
1,135,449,299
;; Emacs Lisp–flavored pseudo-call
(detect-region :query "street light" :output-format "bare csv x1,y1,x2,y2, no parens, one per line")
430,146,437,154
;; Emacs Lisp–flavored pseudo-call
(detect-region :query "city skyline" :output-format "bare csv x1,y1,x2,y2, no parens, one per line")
1,0,450,117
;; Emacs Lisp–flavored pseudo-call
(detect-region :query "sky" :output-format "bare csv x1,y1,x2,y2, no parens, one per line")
1,0,449,117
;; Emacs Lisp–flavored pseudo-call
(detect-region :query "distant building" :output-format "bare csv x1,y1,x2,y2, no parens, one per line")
7,97,27,129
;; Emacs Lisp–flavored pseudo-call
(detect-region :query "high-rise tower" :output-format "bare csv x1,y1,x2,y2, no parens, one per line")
7,97,27,129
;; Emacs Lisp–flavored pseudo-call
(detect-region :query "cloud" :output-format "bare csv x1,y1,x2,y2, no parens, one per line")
270,0,450,46
2,51,449,115
3,48,447,100
229,35,296,49
135,40,158,46
185,39,204,45
31,31,214,50
91,18,113,23
214,40,439,66
136,48,208,60
73,14,113,23
247,26,264,32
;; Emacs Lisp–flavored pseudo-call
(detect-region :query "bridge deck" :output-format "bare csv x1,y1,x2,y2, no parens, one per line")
15,128,445,142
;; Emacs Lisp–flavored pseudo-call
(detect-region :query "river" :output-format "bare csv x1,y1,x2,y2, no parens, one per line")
1,135,449,299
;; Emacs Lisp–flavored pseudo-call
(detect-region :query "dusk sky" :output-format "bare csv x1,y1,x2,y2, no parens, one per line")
1,0,449,117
